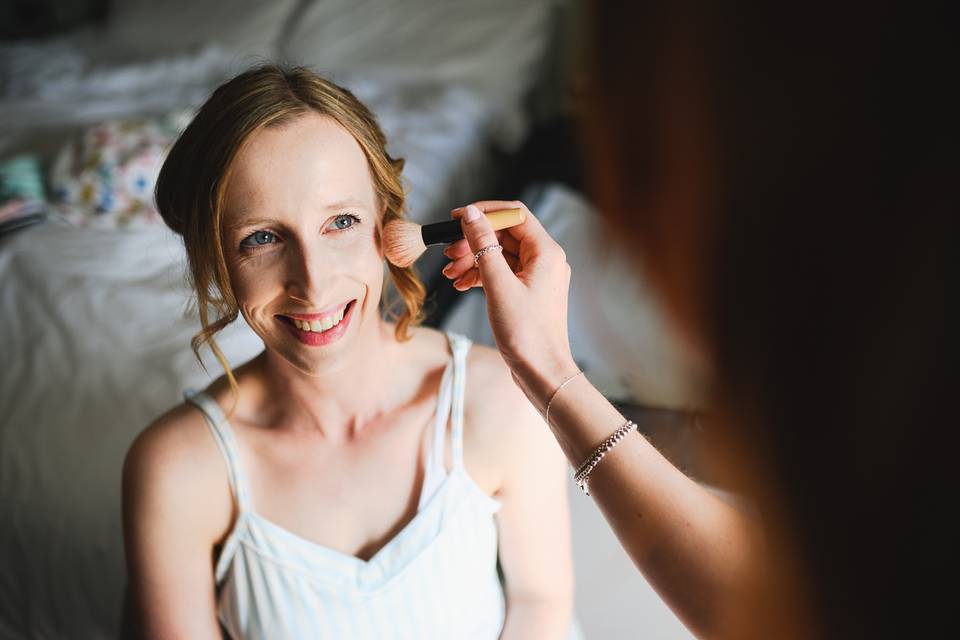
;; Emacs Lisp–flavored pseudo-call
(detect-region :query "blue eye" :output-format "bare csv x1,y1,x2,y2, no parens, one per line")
329,214,360,231
240,230,276,248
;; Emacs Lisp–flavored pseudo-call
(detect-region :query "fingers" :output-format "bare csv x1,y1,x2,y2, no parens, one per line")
453,270,478,291
453,204,513,287
452,200,553,249
442,252,475,280
445,251,519,288
442,234,519,282
443,239,470,259
473,255,520,286
443,233,518,259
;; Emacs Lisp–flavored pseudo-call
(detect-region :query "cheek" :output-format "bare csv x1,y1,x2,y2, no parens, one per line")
225,259,285,331
228,260,276,304
333,232,385,281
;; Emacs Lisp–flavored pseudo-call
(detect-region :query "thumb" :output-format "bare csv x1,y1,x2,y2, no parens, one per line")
458,204,513,286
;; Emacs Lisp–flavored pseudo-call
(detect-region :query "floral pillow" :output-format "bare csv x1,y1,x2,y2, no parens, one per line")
49,110,191,228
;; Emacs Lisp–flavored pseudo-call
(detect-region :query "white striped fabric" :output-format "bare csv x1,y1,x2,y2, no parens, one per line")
183,332,507,639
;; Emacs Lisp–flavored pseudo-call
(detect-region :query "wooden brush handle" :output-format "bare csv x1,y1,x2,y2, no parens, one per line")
421,208,525,245
483,207,526,231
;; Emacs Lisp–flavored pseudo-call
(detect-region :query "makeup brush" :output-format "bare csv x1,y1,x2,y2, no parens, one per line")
383,208,525,268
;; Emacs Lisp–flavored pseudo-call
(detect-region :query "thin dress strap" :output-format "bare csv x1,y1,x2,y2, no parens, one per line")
183,388,254,513
419,358,454,508
427,363,454,470
446,332,472,469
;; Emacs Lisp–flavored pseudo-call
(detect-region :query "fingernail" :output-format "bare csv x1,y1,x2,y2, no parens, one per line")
442,263,452,276
464,205,481,222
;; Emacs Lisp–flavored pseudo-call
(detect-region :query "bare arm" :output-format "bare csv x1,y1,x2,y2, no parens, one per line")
122,407,231,639
525,367,760,638
484,372,575,640
446,202,762,639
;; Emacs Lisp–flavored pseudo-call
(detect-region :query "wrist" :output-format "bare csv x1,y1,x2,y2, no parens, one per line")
514,355,582,415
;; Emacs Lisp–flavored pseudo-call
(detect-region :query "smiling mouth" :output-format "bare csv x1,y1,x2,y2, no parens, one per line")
277,299,357,336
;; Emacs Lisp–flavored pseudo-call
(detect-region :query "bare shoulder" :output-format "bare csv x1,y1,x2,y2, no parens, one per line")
400,328,566,491
125,402,221,488
462,342,567,491
122,402,232,633
463,342,535,422
123,400,233,545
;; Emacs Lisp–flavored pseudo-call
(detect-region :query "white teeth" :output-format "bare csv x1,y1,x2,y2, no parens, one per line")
289,303,350,332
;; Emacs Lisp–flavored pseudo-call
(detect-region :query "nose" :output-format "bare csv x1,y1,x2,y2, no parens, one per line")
283,241,334,304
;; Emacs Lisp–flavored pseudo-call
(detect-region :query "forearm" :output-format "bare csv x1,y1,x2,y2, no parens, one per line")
526,370,759,637
499,597,572,640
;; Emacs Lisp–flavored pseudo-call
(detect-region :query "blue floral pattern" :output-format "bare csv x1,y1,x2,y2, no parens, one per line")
49,109,192,227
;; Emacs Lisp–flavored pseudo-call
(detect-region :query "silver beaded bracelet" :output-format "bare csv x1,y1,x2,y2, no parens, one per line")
573,420,638,495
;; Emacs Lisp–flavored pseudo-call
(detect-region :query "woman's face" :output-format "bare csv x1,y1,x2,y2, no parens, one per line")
220,112,385,374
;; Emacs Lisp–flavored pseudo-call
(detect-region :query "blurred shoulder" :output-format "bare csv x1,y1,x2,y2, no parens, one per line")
460,339,565,487
463,340,531,416
402,325,547,435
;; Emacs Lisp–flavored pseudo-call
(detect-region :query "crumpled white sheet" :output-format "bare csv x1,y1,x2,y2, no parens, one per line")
0,223,264,638
0,38,505,227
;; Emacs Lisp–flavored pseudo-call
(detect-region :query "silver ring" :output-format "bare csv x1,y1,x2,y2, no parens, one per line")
473,244,503,266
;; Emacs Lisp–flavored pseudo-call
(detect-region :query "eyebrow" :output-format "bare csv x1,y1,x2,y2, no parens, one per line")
224,198,370,232
324,198,368,212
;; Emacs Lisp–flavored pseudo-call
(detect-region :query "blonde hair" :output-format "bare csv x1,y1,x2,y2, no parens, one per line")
155,64,425,404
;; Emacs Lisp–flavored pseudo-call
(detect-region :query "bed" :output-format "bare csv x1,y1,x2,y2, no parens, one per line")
0,1,566,637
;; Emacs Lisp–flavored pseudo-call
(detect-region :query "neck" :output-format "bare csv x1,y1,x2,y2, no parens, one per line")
254,317,404,443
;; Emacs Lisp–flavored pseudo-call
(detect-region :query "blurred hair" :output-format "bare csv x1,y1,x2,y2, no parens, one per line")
583,2,952,637
155,64,425,405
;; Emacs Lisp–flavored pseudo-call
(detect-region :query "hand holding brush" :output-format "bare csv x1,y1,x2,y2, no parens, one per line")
442,200,578,406
382,207,525,268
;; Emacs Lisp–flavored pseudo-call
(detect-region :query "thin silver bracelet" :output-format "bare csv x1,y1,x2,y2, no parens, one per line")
573,420,638,496
543,370,584,426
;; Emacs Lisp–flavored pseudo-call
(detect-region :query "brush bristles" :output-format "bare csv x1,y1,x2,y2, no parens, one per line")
382,219,427,268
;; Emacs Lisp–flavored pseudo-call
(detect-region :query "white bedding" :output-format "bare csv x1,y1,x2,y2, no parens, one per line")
0,3,558,636
0,41,506,226
0,224,262,638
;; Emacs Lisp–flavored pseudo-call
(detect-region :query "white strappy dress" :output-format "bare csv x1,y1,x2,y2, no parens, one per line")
183,332,507,639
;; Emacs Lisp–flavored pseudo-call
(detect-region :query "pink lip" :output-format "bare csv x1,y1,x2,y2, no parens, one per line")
279,300,357,347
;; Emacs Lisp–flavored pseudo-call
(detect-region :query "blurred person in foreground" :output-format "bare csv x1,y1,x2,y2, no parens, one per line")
440,2,952,638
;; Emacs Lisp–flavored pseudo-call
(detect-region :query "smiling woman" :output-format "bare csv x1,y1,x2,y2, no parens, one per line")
154,66,424,403
122,65,576,639
212,112,393,379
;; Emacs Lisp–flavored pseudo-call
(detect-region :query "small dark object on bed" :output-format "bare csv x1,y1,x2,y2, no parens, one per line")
0,209,47,237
